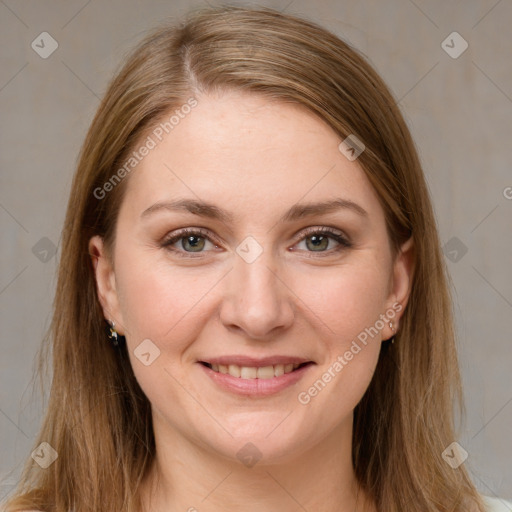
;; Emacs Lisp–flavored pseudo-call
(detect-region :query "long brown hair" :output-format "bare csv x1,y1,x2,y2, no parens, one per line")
4,5,486,511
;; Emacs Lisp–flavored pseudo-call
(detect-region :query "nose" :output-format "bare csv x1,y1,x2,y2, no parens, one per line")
218,248,295,340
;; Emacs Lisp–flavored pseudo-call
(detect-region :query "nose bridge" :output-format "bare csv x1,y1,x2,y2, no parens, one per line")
219,241,294,337
237,250,278,301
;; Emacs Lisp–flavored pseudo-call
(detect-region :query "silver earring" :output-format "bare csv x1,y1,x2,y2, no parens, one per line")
106,319,123,347
389,321,396,344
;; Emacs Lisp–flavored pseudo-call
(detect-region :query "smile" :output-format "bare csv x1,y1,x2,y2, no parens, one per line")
198,359,315,396
200,362,310,379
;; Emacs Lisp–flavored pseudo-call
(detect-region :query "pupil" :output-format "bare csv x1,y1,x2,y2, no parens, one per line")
184,236,205,252
307,235,328,251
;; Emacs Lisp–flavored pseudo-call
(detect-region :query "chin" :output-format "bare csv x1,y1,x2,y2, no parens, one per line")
200,425,313,467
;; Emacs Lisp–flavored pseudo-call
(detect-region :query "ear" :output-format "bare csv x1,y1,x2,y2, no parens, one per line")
385,235,415,336
89,235,125,335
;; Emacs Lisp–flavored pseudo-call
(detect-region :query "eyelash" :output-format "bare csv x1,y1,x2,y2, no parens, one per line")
161,226,352,258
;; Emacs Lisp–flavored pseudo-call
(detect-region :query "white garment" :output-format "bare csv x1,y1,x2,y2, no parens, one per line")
482,495,512,511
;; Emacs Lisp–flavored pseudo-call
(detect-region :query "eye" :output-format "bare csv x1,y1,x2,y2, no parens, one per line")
161,228,220,257
293,226,352,255
161,226,352,258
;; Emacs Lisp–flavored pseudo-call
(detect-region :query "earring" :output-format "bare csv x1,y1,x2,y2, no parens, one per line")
105,319,124,347
389,321,396,344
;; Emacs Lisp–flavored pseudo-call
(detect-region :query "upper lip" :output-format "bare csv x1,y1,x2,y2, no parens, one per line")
199,355,314,367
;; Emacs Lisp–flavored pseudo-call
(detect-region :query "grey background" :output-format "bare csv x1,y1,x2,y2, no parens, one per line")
1,0,511,503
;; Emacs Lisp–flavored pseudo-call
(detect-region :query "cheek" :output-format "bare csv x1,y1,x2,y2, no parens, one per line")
295,265,386,417
291,260,390,344
114,252,212,400
114,248,218,343
298,344,380,427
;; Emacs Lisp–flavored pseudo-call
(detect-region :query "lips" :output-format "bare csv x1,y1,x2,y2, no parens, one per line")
198,357,315,396
198,356,314,381
200,355,312,366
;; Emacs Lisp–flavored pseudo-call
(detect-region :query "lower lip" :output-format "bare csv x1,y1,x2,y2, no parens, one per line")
198,363,314,397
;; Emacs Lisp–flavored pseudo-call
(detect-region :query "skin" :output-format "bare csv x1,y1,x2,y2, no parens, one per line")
89,90,414,512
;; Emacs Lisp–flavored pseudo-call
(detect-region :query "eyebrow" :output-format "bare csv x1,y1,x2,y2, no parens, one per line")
140,197,368,223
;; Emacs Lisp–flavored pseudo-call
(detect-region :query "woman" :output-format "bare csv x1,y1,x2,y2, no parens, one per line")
4,5,510,512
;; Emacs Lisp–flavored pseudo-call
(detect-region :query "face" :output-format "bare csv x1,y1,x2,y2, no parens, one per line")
90,90,413,465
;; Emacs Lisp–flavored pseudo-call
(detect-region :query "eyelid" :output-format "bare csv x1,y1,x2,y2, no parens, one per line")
296,225,350,243
160,227,222,256
161,225,352,256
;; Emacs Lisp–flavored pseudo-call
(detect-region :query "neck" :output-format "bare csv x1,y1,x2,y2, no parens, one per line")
139,413,376,512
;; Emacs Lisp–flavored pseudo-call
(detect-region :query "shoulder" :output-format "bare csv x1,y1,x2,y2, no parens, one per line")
480,495,512,511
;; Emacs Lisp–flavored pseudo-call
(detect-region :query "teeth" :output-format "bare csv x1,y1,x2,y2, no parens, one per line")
208,362,304,379
240,366,257,379
256,366,274,379
228,364,241,377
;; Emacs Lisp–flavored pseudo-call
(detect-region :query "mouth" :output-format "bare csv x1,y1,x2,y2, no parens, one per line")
197,357,315,396
199,361,313,379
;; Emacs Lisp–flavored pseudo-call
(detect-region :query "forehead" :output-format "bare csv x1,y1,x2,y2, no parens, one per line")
119,91,383,224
